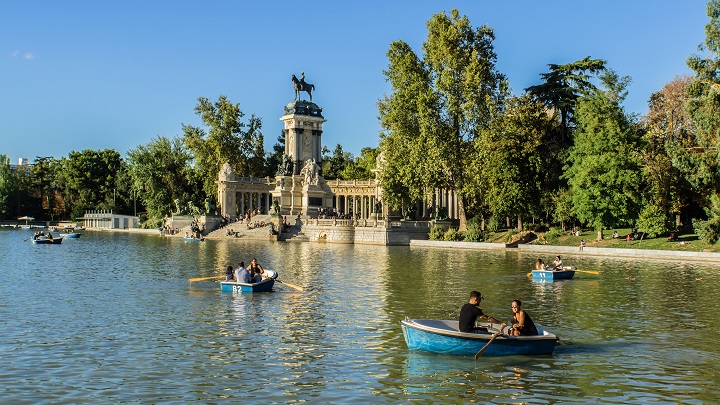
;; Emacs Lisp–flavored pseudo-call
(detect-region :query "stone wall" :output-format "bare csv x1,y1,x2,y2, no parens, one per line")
295,219,430,245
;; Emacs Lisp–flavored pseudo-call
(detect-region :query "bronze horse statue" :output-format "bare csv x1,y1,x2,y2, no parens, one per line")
292,74,315,102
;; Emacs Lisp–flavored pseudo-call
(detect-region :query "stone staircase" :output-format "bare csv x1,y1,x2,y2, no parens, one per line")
205,215,276,240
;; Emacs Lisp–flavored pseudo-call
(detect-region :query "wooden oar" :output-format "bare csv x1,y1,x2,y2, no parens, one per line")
276,279,304,292
474,331,502,360
573,269,600,275
188,275,225,282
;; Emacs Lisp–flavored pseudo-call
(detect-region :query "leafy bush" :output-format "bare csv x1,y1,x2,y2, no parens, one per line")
694,218,720,244
444,227,461,241
463,227,484,242
429,225,445,240
693,193,720,244
504,229,515,243
543,228,565,244
637,204,667,238
486,216,500,233
463,216,485,242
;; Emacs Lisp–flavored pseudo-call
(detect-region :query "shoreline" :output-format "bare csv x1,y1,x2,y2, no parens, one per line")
409,240,720,263
47,226,720,263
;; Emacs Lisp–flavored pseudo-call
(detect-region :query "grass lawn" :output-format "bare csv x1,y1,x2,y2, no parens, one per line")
490,228,720,253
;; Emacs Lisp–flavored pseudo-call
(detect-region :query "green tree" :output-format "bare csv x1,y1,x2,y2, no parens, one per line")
643,75,698,229
321,144,353,180
341,147,379,180
477,94,559,230
182,95,265,199
126,136,200,227
526,57,606,144
378,9,507,230
62,150,123,220
685,0,720,193
30,156,63,220
267,130,286,176
0,154,20,219
564,70,643,240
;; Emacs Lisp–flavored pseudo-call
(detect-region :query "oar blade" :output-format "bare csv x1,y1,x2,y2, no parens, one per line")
188,275,225,282
277,279,304,292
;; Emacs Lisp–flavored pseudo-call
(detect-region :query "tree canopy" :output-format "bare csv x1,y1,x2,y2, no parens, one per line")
378,9,507,229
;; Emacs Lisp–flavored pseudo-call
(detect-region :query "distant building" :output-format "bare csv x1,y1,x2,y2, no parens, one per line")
9,157,30,173
78,210,139,229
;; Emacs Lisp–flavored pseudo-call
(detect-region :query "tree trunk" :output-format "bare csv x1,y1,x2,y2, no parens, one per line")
517,214,523,232
597,229,603,241
481,215,486,231
457,195,468,232
506,216,511,229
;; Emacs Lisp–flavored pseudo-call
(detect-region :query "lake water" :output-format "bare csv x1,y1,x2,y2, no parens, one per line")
1,229,718,404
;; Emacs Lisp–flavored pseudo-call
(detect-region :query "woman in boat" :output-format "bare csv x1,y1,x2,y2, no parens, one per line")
504,300,538,336
535,258,547,270
225,265,235,281
248,258,264,282
552,256,563,270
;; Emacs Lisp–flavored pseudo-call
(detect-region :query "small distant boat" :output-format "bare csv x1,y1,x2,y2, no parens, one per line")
183,236,204,242
31,237,63,245
220,270,278,293
63,233,81,239
74,226,85,231
401,319,558,357
531,266,577,280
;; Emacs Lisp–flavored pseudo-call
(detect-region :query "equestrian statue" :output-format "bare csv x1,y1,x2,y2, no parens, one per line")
292,72,315,102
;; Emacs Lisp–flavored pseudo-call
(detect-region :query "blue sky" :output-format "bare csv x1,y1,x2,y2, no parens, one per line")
0,1,711,164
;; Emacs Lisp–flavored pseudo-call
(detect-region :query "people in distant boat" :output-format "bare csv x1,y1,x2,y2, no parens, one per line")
225,265,235,281
458,291,501,333
502,300,538,336
248,258,264,282
235,261,251,283
552,256,563,270
535,258,548,270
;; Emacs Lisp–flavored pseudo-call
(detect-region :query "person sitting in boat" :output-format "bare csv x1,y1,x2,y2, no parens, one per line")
248,258,264,282
46,232,53,240
459,291,501,333
535,258,547,271
225,265,235,281
552,256,563,270
235,261,252,283
502,300,538,336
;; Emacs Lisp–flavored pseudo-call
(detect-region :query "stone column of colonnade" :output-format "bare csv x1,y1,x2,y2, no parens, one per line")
234,191,272,218
330,193,379,220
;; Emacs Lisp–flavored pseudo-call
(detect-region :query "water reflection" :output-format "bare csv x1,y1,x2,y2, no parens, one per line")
2,229,720,403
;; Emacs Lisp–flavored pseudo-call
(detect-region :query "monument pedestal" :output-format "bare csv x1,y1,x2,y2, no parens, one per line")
271,175,333,218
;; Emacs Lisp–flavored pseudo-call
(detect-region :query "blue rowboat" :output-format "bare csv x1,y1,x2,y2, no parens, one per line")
220,270,278,293
400,319,558,357
531,266,576,280
31,237,63,245
183,236,204,242
63,233,80,239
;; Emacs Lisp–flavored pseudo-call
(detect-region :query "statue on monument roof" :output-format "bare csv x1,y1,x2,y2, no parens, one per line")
292,72,315,102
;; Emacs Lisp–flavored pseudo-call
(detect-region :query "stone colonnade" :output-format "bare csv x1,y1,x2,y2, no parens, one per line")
417,188,460,219
325,179,382,219
216,173,276,219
